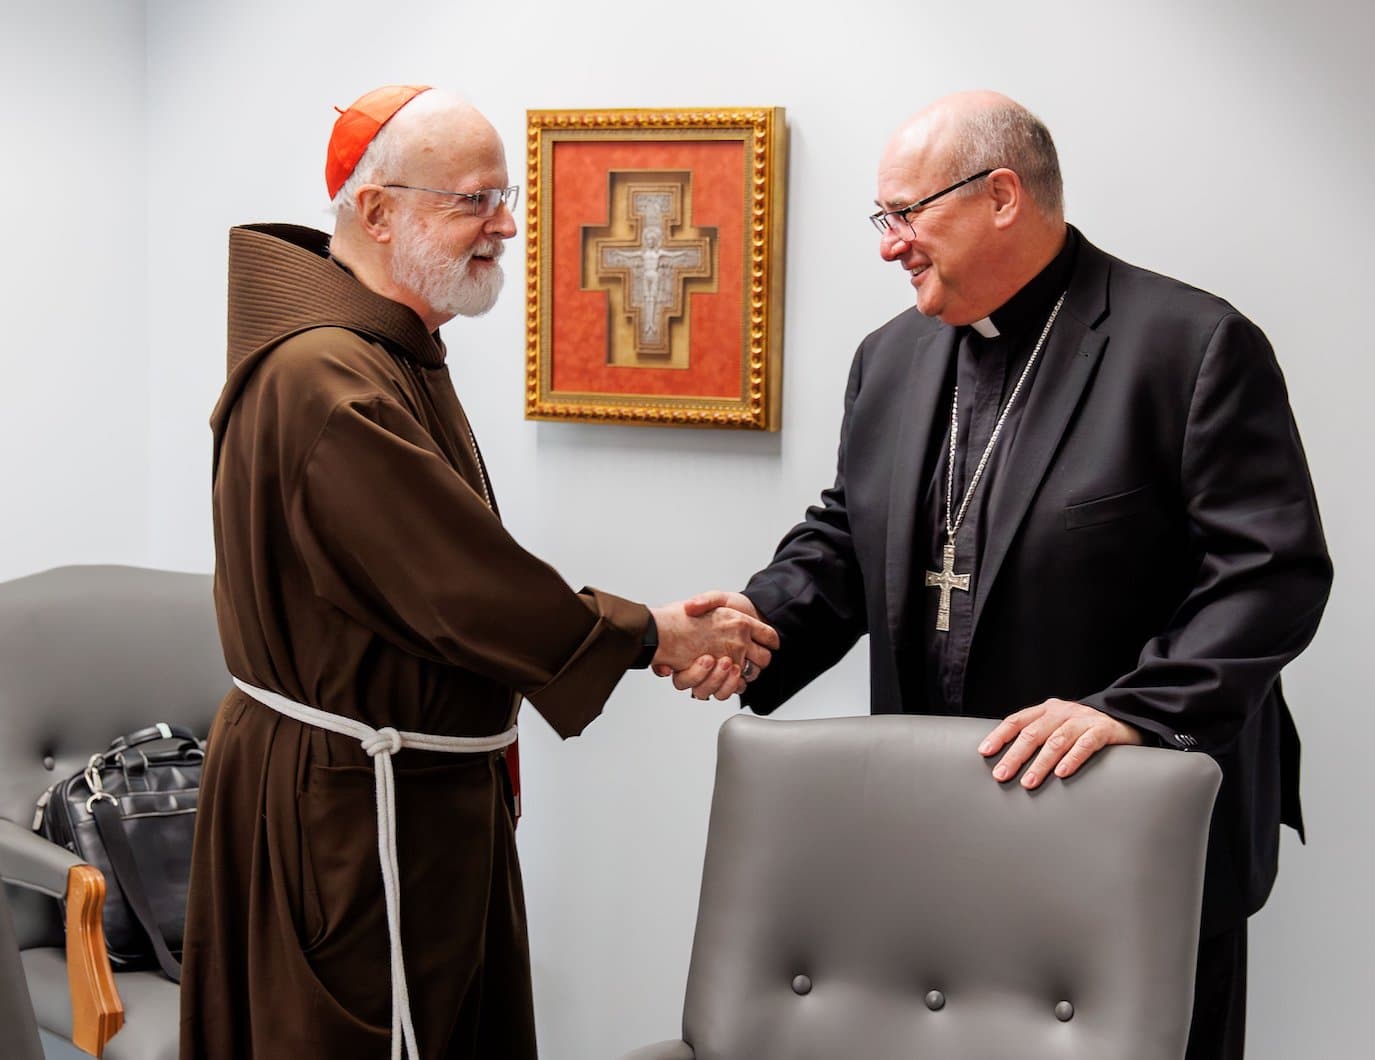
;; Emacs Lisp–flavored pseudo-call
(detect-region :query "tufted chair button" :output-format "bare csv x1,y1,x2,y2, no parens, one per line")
791,975,811,996
42,755,56,771
925,990,946,1011
1055,1000,1075,1022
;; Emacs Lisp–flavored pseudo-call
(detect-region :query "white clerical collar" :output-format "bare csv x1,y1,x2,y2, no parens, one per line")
970,316,1000,338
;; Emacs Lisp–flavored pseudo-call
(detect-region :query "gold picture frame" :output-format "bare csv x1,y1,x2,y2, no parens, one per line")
525,108,787,430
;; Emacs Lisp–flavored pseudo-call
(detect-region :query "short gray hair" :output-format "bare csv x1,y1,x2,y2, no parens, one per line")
330,117,407,214
945,103,1063,218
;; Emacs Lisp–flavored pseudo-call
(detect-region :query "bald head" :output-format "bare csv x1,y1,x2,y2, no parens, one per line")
883,91,1063,221
874,91,1067,324
331,89,500,216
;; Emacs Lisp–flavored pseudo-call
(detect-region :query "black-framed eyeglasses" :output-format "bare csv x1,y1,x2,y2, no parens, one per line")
868,169,994,236
382,184,520,218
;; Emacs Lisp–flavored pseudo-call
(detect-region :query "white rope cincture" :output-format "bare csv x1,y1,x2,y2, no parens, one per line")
232,677,518,1060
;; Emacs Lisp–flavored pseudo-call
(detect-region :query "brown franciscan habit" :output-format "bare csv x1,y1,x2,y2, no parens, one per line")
180,223,646,1060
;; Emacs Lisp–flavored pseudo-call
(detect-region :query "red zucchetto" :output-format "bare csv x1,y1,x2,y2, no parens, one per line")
325,84,431,199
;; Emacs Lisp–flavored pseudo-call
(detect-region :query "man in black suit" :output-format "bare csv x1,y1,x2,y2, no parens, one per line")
666,91,1331,1057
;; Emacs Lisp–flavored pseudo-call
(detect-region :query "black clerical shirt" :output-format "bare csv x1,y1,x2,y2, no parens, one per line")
917,227,1080,714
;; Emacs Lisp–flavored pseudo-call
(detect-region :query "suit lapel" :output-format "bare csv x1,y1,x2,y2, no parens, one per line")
885,324,957,658
969,237,1112,636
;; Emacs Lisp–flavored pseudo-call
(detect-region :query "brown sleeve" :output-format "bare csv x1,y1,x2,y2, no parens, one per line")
288,394,648,737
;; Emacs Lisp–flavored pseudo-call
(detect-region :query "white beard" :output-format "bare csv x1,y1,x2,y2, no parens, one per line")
390,208,505,320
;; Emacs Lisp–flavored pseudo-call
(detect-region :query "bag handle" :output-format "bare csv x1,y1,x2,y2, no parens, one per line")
107,723,197,754
88,797,182,982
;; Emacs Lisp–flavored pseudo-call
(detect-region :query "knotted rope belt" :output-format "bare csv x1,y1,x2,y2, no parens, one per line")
232,677,519,1060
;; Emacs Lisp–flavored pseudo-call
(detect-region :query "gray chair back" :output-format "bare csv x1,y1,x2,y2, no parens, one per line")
0,565,226,947
678,714,1221,1060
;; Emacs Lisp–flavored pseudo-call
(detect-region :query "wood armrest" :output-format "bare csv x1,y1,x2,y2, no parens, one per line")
65,864,124,1056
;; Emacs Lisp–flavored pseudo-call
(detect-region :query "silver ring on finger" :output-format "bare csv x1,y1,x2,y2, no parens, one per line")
741,659,756,680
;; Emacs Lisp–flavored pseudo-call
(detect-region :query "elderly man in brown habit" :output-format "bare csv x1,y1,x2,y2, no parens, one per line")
179,85,777,1060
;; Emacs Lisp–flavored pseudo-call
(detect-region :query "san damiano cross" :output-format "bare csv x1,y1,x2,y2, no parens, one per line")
582,176,715,365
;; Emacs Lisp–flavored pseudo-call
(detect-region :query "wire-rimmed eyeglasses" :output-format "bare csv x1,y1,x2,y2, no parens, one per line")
868,169,994,238
382,184,520,218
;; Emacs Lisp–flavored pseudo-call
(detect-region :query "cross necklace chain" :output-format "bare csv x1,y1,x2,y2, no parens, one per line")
925,292,1067,632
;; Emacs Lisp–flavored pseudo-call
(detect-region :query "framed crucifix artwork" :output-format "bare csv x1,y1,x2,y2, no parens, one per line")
524,108,787,430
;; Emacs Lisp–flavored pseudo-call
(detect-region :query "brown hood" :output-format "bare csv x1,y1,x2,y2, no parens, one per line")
211,223,445,449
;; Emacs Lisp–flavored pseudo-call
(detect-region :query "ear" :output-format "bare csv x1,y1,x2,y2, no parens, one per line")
353,185,395,244
986,168,1023,230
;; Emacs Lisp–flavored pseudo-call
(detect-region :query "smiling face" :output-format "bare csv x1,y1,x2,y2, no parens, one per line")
873,93,1071,329
875,116,1003,326
388,201,507,319
382,96,517,326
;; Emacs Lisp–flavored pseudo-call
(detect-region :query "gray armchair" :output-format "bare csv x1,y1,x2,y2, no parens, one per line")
0,565,226,1059
1,875,44,1060
625,713,1221,1060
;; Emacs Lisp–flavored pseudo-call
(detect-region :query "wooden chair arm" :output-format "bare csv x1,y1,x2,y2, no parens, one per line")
65,864,124,1056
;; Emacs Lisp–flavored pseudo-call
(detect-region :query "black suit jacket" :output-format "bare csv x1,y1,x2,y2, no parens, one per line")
743,232,1332,934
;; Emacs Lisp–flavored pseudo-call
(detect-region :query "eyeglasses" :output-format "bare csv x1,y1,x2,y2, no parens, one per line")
382,184,520,218
868,169,994,237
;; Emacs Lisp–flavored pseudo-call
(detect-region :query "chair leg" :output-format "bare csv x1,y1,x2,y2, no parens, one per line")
65,865,124,1057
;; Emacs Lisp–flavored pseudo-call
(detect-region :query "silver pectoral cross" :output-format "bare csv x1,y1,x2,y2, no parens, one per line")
925,541,971,633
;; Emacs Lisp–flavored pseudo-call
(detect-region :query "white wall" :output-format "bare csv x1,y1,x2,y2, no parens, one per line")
0,0,150,582
10,0,1373,1055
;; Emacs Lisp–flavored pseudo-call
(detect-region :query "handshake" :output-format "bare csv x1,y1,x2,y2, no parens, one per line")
648,591,776,701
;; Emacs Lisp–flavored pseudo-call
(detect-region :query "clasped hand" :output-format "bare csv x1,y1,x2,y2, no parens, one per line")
649,591,772,701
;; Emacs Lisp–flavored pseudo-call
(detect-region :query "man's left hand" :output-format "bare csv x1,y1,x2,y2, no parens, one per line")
978,699,1143,789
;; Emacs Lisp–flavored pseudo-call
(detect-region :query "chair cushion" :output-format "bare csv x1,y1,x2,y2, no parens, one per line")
21,947,179,1060
680,714,1221,1060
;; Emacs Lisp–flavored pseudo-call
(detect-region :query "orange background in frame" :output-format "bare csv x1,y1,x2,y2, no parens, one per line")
549,139,745,398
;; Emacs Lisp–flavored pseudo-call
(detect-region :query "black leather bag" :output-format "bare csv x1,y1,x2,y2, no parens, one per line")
35,723,203,981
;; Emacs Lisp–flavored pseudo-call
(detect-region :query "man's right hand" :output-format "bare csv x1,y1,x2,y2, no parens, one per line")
651,591,767,700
